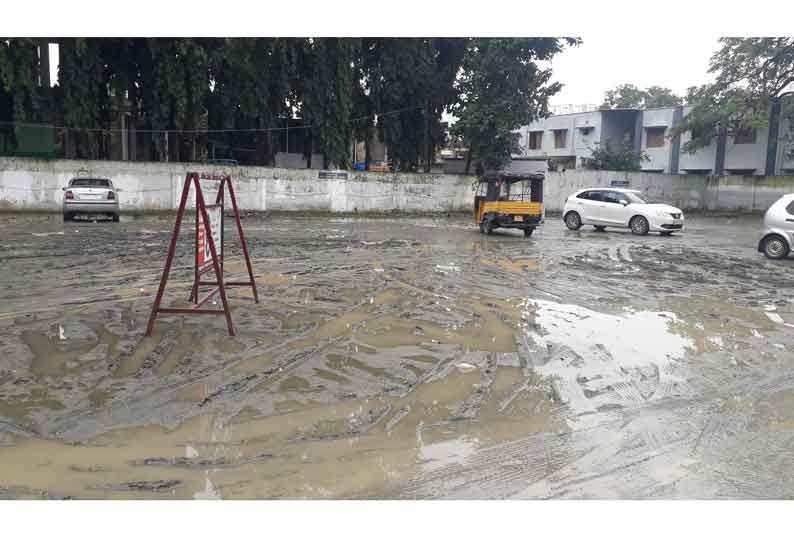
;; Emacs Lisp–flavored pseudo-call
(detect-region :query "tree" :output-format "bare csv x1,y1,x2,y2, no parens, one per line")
600,84,647,109
300,38,357,169
0,38,48,153
671,38,794,157
599,83,683,109
0,38,42,123
209,38,298,165
582,140,649,171
58,39,109,159
452,38,577,173
644,86,684,108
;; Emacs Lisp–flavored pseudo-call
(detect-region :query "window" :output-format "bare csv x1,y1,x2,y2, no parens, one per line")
553,129,568,149
70,178,110,188
786,200,794,215
602,191,626,204
646,127,666,148
528,131,543,150
624,191,647,204
577,190,602,202
734,127,756,145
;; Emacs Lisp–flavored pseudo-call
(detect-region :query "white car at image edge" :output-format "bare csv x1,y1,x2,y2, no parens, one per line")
563,188,685,236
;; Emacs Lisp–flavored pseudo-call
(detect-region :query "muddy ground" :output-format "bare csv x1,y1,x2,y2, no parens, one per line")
0,211,793,499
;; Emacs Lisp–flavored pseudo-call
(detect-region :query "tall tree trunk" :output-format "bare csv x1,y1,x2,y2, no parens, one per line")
464,149,473,175
423,102,431,172
306,129,313,169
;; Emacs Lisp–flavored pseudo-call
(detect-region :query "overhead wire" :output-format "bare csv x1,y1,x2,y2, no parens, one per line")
0,104,427,135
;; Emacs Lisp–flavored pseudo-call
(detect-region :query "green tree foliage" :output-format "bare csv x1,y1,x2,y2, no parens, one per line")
582,140,649,171
1,37,575,170
208,38,299,163
599,83,683,109
671,38,794,156
451,38,577,173
58,39,108,158
0,38,42,122
300,38,357,169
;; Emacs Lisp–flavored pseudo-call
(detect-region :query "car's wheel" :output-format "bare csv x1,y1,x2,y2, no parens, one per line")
524,227,534,238
660,231,673,237
629,215,650,236
112,214,120,223
762,234,789,260
594,225,606,232
63,212,72,222
564,211,582,231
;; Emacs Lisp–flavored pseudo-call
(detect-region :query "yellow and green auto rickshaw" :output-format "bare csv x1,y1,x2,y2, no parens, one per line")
474,173,544,238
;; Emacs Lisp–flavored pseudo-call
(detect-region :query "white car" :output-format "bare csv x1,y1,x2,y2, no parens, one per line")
563,188,684,236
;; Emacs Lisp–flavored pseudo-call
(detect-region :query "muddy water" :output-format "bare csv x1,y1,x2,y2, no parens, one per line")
1,213,794,498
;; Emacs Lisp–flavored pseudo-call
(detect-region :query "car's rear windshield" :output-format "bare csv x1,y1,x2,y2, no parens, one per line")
70,178,110,188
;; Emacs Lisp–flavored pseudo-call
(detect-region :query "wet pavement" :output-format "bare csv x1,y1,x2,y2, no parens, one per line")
0,211,793,499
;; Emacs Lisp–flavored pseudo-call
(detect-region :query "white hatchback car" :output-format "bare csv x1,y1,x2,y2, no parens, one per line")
563,188,685,236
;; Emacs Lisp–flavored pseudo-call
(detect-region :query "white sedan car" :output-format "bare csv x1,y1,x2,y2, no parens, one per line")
563,188,684,236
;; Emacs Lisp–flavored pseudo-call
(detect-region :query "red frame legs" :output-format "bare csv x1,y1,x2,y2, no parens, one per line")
146,172,258,337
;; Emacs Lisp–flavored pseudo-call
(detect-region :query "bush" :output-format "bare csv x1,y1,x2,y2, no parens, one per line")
582,141,649,171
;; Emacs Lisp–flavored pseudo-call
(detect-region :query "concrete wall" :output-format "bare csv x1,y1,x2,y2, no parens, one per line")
724,128,768,174
641,108,676,173
543,170,709,213
2,157,794,215
543,169,794,213
0,157,476,213
521,112,582,159
572,112,601,165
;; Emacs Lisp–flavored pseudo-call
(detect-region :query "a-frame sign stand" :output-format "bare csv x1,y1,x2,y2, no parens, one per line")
146,172,258,337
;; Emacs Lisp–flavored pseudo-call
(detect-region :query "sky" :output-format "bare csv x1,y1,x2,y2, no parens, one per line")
547,34,722,108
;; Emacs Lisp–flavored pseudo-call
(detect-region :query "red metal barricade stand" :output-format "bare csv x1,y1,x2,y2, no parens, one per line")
146,172,258,337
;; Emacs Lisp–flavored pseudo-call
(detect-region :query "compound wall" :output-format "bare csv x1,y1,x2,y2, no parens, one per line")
2,157,793,214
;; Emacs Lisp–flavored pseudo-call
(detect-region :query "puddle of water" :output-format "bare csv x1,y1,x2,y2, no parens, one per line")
22,328,99,378
326,353,402,382
0,388,66,422
418,437,478,472
0,364,560,499
232,353,275,374
661,296,778,354
525,298,693,414
313,367,351,384
480,258,539,273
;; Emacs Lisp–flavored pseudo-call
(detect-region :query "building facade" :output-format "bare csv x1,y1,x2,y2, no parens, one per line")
516,105,794,175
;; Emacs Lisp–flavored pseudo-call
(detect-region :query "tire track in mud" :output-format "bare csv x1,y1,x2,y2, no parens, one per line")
3,214,794,498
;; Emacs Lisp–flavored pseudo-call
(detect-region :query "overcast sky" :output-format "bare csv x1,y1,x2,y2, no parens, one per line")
547,34,722,107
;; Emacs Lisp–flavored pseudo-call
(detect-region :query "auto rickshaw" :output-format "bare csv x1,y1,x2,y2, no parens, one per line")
474,173,544,237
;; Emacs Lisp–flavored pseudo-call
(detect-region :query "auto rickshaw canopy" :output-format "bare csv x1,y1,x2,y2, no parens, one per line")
476,173,544,203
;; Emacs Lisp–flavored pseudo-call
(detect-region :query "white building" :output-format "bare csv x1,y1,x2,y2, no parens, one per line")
516,105,794,175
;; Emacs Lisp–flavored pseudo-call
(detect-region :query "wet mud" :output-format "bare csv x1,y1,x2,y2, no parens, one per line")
1,212,793,498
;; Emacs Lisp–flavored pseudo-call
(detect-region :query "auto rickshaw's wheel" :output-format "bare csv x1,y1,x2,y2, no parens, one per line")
483,217,495,235
524,227,534,238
